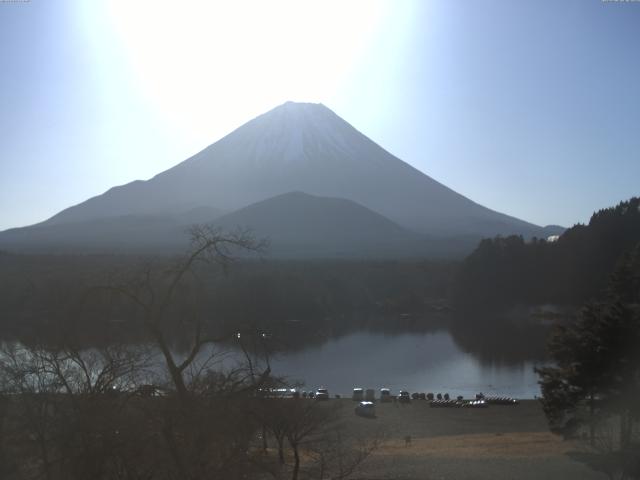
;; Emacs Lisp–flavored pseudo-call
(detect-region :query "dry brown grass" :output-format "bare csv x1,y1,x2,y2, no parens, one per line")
251,401,607,479
376,432,580,459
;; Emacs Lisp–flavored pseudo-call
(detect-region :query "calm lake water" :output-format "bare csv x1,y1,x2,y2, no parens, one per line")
263,330,544,399
4,328,544,399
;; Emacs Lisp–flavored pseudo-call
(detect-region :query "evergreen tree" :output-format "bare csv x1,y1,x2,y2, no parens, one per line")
537,243,640,451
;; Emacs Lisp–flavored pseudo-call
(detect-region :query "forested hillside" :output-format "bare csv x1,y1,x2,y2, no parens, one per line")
453,197,640,314
0,252,455,348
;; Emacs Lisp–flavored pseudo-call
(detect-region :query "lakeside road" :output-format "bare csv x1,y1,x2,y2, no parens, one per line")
329,399,607,480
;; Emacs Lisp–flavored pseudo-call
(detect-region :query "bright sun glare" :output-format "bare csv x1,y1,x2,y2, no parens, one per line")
104,0,389,144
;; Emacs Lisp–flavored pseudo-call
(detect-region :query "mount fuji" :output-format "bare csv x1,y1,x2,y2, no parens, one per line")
0,102,562,257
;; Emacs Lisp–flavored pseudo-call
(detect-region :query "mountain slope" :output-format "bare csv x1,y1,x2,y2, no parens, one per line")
0,215,186,253
39,102,551,238
0,206,225,254
0,192,437,257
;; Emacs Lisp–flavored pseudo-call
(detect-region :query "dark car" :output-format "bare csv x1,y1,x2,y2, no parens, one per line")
398,390,411,403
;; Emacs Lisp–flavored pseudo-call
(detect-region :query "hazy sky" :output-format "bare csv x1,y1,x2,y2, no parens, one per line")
1,0,639,231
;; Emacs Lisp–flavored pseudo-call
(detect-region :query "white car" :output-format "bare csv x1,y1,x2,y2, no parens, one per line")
316,388,329,400
355,401,376,417
380,388,392,402
352,388,364,401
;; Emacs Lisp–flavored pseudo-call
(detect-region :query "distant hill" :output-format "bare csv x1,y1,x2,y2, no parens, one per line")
211,192,430,258
0,101,562,256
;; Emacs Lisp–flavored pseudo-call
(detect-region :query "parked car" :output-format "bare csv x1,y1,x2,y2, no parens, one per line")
352,388,364,401
355,401,376,417
316,388,329,400
365,388,375,401
398,390,411,403
380,388,392,403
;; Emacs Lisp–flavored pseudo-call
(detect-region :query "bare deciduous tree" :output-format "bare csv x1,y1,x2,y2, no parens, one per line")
0,342,148,480
88,226,272,479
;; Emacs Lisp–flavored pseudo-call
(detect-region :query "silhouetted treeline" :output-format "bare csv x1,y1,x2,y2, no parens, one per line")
0,253,456,349
0,227,384,480
453,197,640,314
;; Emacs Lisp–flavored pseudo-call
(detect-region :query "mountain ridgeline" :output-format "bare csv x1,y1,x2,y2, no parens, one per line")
0,102,562,257
453,197,640,313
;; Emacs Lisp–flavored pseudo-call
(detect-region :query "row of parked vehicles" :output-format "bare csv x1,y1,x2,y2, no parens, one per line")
295,388,330,400
351,389,519,414
353,388,454,403
294,388,518,416
276,387,520,418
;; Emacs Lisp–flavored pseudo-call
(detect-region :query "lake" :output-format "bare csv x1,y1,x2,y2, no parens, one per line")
2,327,545,400
261,330,544,399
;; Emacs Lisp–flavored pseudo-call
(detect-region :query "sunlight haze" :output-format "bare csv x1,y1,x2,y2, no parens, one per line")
1,0,638,230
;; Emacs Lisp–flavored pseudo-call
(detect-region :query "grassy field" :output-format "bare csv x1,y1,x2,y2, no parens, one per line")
325,399,606,480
